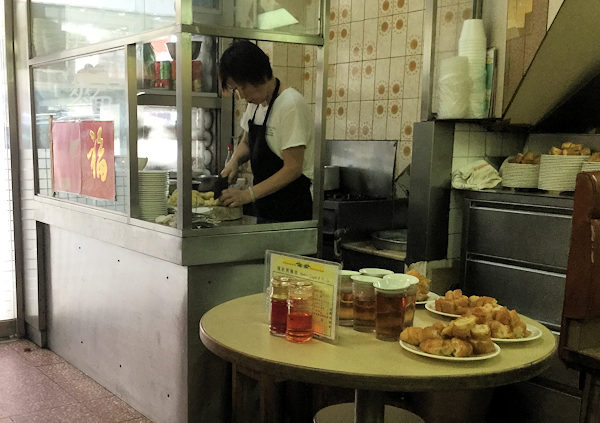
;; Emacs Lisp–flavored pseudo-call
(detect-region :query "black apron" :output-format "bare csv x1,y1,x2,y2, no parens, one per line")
247,78,313,223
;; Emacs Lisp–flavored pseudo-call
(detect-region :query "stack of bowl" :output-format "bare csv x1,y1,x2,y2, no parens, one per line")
581,160,600,173
500,159,540,189
537,155,589,192
437,56,471,119
138,170,168,221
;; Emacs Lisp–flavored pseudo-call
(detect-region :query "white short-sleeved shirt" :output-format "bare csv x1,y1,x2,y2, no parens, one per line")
240,87,314,181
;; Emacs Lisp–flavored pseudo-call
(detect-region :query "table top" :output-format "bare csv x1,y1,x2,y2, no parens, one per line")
199,293,557,392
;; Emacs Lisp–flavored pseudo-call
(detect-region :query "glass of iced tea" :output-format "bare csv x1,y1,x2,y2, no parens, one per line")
402,276,418,328
339,270,360,326
351,275,380,333
285,280,313,343
375,274,420,341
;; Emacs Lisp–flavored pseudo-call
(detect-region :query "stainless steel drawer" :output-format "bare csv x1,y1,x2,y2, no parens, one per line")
464,258,565,329
466,202,572,270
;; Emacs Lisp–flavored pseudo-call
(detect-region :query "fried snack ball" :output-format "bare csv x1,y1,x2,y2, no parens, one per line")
469,339,496,355
400,327,423,346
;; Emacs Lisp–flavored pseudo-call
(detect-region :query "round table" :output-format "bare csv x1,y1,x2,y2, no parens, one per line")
200,293,556,423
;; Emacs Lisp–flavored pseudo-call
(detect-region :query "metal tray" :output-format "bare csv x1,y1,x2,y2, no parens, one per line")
371,229,407,251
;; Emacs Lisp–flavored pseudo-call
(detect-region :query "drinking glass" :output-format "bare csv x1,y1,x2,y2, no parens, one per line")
269,276,292,336
285,281,313,343
351,275,380,333
339,270,360,326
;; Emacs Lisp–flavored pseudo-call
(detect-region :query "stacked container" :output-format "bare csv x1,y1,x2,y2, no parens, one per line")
458,19,487,118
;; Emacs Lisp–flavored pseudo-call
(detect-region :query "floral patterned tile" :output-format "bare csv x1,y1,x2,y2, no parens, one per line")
85,396,142,423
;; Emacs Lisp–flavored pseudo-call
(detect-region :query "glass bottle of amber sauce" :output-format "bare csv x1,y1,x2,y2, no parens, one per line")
286,280,314,343
269,276,291,336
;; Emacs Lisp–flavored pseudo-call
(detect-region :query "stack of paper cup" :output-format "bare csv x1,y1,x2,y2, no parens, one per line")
458,19,487,118
437,56,471,119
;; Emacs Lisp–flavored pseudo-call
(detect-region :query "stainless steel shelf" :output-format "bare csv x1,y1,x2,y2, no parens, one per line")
137,89,221,108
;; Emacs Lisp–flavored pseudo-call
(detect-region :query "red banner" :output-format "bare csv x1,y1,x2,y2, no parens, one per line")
52,121,115,201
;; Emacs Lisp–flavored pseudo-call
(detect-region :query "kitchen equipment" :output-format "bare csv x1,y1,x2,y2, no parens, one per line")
323,165,340,191
321,193,407,263
212,176,229,198
371,229,408,252
166,41,202,61
195,174,219,192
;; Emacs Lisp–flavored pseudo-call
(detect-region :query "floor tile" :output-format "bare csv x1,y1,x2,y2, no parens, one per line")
0,365,49,394
0,377,76,416
38,362,85,385
1,340,154,423
85,396,143,423
57,375,113,403
8,339,39,352
18,347,65,367
10,403,102,423
0,348,33,375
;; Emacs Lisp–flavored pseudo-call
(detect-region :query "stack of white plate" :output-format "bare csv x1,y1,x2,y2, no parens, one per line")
581,161,600,173
501,163,540,188
138,171,168,221
537,155,589,192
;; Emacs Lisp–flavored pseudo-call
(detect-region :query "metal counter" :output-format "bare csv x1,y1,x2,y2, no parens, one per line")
33,195,318,266
34,195,317,423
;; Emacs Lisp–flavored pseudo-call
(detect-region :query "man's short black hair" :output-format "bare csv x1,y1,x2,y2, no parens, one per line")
219,40,273,90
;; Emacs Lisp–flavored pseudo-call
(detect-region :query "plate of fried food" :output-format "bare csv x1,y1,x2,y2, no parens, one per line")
491,323,541,343
425,290,539,342
424,300,459,317
399,317,500,361
417,292,440,305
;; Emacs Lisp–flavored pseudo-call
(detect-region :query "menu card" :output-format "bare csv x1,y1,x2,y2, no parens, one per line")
265,250,340,343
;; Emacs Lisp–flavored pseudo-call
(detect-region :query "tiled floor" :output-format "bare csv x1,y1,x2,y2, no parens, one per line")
0,339,154,423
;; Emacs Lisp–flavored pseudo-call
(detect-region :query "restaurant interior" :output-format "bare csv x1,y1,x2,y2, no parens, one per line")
1,0,600,422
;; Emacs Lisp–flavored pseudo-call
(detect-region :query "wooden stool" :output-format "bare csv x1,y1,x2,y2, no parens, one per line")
313,403,424,423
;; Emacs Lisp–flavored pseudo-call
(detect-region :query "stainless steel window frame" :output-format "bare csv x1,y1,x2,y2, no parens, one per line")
4,0,25,337
26,1,327,234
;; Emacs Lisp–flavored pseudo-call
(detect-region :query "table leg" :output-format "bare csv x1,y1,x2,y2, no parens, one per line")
232,363,283,423
581,372,600,423
354,389,384,423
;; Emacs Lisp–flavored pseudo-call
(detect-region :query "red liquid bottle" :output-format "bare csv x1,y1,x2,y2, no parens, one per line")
269,276,291,336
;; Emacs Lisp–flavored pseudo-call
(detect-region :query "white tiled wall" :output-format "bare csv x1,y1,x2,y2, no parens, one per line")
0,139,15,321
447,123,526,259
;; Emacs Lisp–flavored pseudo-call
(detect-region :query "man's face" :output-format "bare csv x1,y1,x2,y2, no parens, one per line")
226,79,269,105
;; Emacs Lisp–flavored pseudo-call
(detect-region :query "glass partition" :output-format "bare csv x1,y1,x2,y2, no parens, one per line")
30,0,176,57
193,0,321,36
33,49,129,213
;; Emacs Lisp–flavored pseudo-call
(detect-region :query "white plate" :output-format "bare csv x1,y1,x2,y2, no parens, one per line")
491,324,542,343
424,300,460,318
399,340,501,361
416,292,440,305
